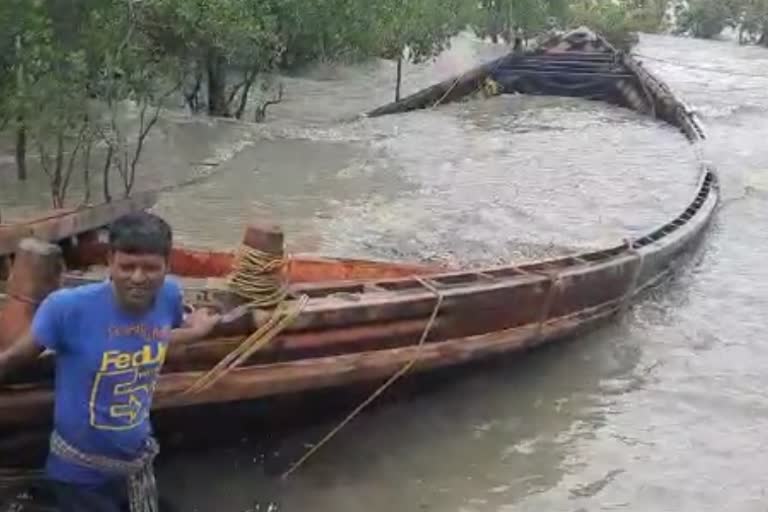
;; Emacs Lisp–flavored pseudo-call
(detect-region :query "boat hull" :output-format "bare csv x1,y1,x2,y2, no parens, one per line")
0,28,719,438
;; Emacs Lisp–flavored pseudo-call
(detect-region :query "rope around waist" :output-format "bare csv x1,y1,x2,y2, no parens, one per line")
49,431,159,477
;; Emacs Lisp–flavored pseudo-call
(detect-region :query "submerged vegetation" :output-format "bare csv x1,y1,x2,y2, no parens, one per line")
674,0,768,43
0,0,762,212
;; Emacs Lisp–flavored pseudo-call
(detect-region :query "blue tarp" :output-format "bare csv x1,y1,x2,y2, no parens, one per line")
490,68,624,100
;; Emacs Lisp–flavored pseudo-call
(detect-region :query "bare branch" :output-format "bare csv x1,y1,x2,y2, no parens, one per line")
227,80,246,108
234,67,260,120
61,118,90,203
184,69,203,113
82,137,93,206
161,77,184,100
37,137,51,179
53,131,65,208
127,97,161,195
264,83,284,108
254,82,284,122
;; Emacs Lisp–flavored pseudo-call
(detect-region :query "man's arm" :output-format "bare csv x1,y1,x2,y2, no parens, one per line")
170,308,221,344
0,331,45,383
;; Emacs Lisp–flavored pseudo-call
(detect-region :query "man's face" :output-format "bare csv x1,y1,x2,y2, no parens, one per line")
108,251,168,312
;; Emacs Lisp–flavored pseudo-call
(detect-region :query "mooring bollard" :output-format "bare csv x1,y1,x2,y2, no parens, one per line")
207,222,287,339
0,238,63,349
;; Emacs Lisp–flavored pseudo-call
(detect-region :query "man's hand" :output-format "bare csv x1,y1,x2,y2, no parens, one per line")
185,308,221,337
171,307,221,344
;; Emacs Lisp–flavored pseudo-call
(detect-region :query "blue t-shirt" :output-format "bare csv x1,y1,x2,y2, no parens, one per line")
31,278,184,485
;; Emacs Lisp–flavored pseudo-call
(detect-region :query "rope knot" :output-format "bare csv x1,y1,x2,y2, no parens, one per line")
181,244,308,397
227,245,288,308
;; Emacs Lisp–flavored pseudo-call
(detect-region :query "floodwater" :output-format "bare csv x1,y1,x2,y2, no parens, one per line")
159,33,768,512
3,31,768,512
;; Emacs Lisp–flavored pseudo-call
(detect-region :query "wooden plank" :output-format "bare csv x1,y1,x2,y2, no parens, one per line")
0,191,157,256
0,300,622,429
494,70,635,79
13,253,644,381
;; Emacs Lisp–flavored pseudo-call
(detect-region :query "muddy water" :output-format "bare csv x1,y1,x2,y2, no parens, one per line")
149,95,699,267
3,31,768,512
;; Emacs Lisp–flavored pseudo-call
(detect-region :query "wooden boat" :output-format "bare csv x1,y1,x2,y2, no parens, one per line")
0,28,718,437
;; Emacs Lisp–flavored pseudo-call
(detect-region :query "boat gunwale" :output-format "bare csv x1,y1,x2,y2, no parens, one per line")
52,163,717,305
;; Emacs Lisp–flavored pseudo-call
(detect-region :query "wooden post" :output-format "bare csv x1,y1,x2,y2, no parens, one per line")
204,222,286,341
242,222,284,259
0,238,63,350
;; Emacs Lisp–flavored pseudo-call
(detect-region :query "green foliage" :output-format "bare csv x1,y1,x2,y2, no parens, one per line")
675,0,735,38
374,0,471,62
275,0,382,67
733,0,768,44
470,0,667,49
670,0,768,44
0,0,182,203
566,0,666,50
471,0,555,43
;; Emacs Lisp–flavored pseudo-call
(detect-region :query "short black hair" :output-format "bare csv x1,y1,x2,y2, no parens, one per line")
108,212,173,257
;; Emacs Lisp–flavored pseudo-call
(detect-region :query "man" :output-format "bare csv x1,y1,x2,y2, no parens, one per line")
0,212,220,512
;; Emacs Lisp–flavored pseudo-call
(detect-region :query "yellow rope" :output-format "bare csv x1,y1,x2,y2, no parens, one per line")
226,245,289,308
431,77,463,108
281,276,443,480
181,244,308,396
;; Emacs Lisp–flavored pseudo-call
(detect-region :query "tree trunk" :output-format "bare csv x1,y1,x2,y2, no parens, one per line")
51,133,64,208
185,66,204,114
489,0,502,44
206,50,230,117
102,146,113,203
395,57,403,102
15,120,27,182
14,36,27,182
82,139,92,205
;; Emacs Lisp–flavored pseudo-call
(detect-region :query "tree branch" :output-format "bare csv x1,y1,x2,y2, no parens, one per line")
234,67,260,120
126,97,160,195
60,118,89,204
37,137,51,179
102,145,113,203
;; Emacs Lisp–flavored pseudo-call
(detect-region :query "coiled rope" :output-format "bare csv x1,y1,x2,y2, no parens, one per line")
281,276,443,479
181,245,308,396
226,246,290,308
